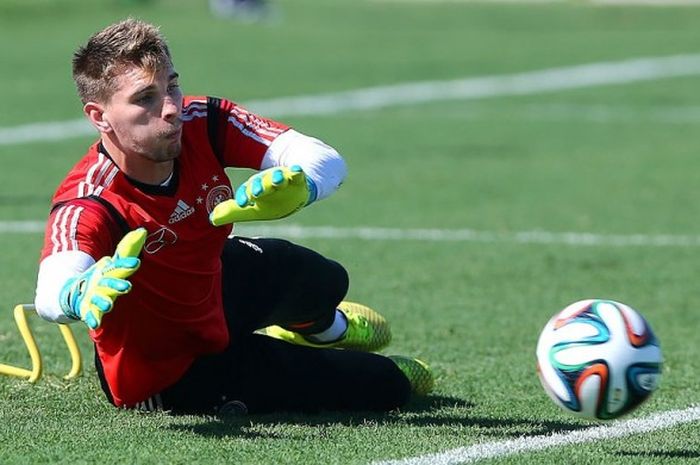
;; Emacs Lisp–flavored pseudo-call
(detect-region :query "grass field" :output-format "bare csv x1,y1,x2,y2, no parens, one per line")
1,0,700,463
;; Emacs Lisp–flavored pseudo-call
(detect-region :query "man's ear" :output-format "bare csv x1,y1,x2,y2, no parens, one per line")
84,102,112,134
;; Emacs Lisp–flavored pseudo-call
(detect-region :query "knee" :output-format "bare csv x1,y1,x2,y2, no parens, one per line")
297,255,349,307
323,259,349,304
281,242,349,303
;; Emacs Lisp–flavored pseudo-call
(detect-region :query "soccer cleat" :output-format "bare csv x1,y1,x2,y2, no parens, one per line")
389,355,434,396
262,301,391,352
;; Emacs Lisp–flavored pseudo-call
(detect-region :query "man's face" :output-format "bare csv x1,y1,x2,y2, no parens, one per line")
102,63,184,162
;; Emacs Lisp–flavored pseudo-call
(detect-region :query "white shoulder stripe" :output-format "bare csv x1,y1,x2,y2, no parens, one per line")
256,125,287,139
184,102,207,109
226,106,286,145
226,116,270,146
50,204,86,254
103,166,119,187
50,206,66,254
181,110,207,122
84,152,105,186
78,151,117,198
94,156,112,186
58,205,73,253
68,206,84,251
183,101,208,113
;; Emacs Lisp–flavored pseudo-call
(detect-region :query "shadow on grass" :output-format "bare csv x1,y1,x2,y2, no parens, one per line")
617,450,700,459
168,394,587,439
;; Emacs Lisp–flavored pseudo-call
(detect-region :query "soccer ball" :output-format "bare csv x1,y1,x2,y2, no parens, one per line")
536,299,662,420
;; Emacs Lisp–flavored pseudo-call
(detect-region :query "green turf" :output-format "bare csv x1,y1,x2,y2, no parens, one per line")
1,0,700,464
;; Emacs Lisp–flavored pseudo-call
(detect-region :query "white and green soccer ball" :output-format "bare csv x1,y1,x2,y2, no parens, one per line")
536,299,662,420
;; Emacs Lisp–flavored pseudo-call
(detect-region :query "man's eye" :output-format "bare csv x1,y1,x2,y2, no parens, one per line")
136,94,154,104
168,83,180,93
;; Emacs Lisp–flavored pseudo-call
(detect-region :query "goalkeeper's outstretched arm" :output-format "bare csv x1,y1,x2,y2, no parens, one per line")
260,129,347,203
210,129,347,225
35,228,146,329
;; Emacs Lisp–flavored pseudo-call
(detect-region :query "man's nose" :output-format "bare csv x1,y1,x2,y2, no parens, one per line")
162,97,180,122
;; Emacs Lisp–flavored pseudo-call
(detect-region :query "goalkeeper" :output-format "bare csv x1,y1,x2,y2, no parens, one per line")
34,18,432,414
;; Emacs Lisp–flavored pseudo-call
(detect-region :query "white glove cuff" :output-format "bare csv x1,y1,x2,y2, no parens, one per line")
262,129,347,201
35,251,95,324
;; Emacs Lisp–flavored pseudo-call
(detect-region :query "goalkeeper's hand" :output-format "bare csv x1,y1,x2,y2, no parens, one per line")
59,228,147,330
210,165,316,225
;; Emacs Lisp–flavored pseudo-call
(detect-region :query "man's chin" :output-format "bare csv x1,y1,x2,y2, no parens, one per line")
161,142,182,160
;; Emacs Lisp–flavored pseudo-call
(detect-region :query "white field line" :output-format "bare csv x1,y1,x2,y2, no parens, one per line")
0,119,95,146
411,103,700,123
0,221,46,233
245,54,700,116
244,225,700,247
5,221,700,248
521,104,700,123
4,54,700,146
372,406,700,465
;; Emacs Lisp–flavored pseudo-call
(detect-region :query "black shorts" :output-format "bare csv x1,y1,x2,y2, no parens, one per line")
97,236,410,414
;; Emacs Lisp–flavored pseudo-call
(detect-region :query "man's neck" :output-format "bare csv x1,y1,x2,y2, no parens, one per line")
101,138,174,186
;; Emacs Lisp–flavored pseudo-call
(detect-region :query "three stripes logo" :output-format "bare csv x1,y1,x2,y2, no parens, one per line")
168,199,195,224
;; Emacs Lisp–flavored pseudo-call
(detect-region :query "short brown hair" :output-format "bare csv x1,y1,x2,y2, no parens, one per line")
72,18,172,104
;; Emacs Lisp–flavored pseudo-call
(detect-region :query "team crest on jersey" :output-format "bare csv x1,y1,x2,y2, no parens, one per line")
145,226,178,254
205,185,232,214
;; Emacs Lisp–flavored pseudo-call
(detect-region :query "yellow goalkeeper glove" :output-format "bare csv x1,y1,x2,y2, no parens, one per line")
59,228,147,330
210,165,316,225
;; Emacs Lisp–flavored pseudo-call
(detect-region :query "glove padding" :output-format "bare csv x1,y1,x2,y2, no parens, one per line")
210,165,315,225
59,228,147,330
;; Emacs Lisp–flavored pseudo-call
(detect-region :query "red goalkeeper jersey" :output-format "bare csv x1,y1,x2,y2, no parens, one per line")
40,96,288,407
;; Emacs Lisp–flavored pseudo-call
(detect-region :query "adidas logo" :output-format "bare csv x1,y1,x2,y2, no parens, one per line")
168,200,195,224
